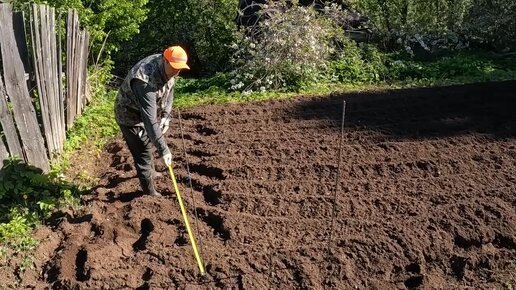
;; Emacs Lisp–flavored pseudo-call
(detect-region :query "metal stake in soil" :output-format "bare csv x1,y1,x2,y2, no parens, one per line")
327,100,346,251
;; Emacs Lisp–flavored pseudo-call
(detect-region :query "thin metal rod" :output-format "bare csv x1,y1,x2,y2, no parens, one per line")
327,100,346,250
177,109,207,272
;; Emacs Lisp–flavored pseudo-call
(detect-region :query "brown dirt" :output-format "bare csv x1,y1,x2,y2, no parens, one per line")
4,81,516,289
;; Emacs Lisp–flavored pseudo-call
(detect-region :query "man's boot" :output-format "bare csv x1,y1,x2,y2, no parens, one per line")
140,174,162,197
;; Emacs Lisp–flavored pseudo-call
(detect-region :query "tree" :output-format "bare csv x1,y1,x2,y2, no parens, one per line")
113,0,236,76
9,0,149,64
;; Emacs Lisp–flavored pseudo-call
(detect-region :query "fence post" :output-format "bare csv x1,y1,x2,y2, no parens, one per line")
0,3,49,171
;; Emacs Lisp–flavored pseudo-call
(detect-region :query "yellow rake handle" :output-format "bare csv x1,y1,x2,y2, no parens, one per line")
168,165,205,275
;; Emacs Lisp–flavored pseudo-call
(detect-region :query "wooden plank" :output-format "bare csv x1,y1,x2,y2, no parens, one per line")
57,12,65,149
75,29,84,115
12,11,31,80
39,4,55,153
32,4,54,154
73,15,81,116
50,8,62,152
72,11,79,118
65,10,70,127
42,5,59,154
0,139,8,161
82,31,90,105
65,9,74,128
0,73,23,157
0,3,49,171
47,6,60,153
51,7,63,153
66,9,79,127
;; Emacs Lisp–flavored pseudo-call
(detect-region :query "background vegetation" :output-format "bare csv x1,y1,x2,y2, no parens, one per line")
1,0,516,272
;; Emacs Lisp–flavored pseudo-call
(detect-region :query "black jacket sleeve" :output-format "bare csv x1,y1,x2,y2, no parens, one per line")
130,78,170,157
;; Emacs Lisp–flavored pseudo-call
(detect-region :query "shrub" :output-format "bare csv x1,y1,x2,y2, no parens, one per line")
113,0,236,76
229,2,341,92
328,37,386,84
0,158,79,241
464,0,516,51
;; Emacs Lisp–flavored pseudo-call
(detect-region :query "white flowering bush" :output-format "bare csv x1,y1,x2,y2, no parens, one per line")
393,31,471,56
352,0,516,53
229,2,341,92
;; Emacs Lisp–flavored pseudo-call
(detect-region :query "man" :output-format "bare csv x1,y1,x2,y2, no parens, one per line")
114,46,190,197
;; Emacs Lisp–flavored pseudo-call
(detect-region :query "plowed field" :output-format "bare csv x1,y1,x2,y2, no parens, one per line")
3,81,515,289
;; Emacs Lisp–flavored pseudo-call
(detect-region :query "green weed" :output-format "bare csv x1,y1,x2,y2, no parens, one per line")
0,158,80,270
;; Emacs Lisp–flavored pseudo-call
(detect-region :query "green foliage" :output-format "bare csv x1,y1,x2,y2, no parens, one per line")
352,0,472,34
86,0,148,58
175,73,231,94
114,0,236,75
0,157,78,273
11,0,148,62
0,159,74,225
0,158,80,242
464,0,516,51
64,67,118,153
384,53,516,83
329,37,386,84
64,90,118,152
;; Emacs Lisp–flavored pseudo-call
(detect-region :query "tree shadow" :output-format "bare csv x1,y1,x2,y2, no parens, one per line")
286,81,516,140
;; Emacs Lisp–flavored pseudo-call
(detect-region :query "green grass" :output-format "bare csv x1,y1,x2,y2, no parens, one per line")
64,91,119,152
50,90,118,174
0,158,81,275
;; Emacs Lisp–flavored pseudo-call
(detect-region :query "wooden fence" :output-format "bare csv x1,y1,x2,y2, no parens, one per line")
0,3,89,172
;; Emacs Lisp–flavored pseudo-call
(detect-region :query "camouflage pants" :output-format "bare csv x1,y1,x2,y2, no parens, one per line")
119,124,158,195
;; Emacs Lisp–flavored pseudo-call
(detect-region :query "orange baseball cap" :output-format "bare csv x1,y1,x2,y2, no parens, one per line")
163,46,190,70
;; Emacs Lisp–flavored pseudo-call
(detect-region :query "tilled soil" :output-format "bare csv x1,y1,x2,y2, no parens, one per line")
3,81,516,289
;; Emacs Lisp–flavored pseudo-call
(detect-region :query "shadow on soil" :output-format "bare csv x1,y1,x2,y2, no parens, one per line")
288,81,516,139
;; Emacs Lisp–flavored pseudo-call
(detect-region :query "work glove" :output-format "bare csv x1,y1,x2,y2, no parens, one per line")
160,117,170,134
162,152,172,167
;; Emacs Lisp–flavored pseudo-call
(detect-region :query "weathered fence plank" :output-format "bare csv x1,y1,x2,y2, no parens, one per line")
0,139,8,161
75,30,85,115
64,9,89,124
82,31,90,105
42,5,59,153
57,13,66,146
13,11,32,80
57,12,65,148
65,9,75,128
31,4,65,155
72,16,81,116
31,4,52,154
0,4,90,168
0,75,23,158
50,7,64,152
32,4,55,154
0,3,49,171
